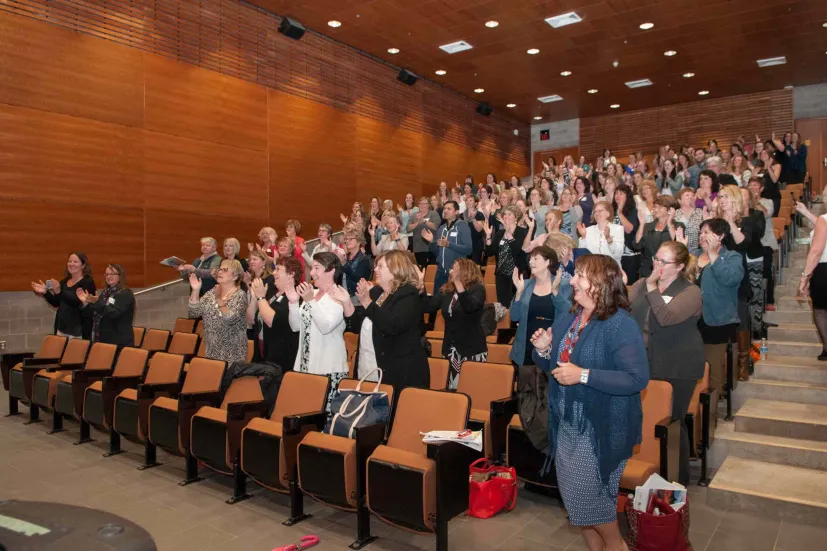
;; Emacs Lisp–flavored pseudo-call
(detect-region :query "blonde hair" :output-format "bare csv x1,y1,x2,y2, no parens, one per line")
375,250,420,301
543,231,576,257
258,227,277,244
659,241,698,282
716,184,744,222
344,229,366,245
200,236,217,248
591,200,615,222
545,209,562,231
223,238,240,256
638,179,658,200
248,250,273,278
220,259,245,287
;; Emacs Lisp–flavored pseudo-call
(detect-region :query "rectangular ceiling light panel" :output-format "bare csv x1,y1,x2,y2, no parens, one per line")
756,56,786,67
538,95,563,103
439,40,473,54
545,12,583,28
625,79,653,88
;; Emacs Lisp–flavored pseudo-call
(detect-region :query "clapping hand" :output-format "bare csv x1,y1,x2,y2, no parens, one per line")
251,278,268,300
676,226,687,246
436,236,449,248
646,262,662,292
576,221,587,238
638,208,647,225
188,273,202,293
355,279,373,308
551,267,563,296
328,285,351,305
340,213,348,224
551,362,584,386
482,220,493,239
603,224,611,241
421,228,434,243
284,280,300,303
297,282,315,303
31,280,47,295
512,268,525,296
666,207,676,226
248,242,254,253
529,327,553,353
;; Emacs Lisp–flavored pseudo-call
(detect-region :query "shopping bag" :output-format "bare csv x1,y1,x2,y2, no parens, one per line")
624,497,692,551
324,369,389,438
468,458,518,519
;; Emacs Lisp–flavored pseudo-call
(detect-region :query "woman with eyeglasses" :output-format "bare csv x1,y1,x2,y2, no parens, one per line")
76,264,135,348
630,241,703,487
634,195,684,278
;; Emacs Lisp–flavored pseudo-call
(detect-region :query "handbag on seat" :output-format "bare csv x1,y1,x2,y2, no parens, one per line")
323,369,390,438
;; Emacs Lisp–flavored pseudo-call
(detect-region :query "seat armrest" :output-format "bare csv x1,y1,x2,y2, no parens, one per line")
45,362,85,373
283,410,328,435
102,375,143,392
23,363,60,372
22,356,59,367
489,397,518,461
226,400,269,421
700,390,718,449
353,422,387,459
654,415,681,483
490,396,517,418
427,441,484,521
72,369,114,383
496,328,517,344
138,382,183,399
179,390,224,409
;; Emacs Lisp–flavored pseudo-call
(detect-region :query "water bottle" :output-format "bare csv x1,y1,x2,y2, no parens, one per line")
760,338,768,361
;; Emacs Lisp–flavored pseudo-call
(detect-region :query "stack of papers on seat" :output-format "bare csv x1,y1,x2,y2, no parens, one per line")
420,430,483,452
632,473,687,513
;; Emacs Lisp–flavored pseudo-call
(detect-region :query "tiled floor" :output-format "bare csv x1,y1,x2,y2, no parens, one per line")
2,390,826,551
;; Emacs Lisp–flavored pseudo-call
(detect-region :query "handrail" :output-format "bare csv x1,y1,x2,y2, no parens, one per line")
134,278,186,296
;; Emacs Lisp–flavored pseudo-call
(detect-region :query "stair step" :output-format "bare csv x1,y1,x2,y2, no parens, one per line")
709,421,827,471
754,355,827,384
768,323,821,344
777,296,815,310
707,457,827,525
733,379,827,410
734,399,827,441
766,340,823,358
765,309,813,323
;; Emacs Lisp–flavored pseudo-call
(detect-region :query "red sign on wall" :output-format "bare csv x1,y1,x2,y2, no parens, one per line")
540,129,550,141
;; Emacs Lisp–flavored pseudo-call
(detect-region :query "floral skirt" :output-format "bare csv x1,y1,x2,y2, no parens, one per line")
447,346,487,390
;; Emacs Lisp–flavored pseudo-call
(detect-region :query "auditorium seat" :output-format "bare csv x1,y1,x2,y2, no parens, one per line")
297,378,395,548
457,361,515,459
345,333,358,377
110,352,185,462
195,319,204,338
141,329,170,353
686,363,717,486
428,358,449,390
146,358,227,483
173,318,197,334
247,340,254,362
166,332,200,360
485,284,497,304
425,310,445,339
619,380,679,491
133,327,146,347
424,265,437,286
427,338,443,359
486,343,512,365
365,388,476,550
240,372,330,524
5,335,71,420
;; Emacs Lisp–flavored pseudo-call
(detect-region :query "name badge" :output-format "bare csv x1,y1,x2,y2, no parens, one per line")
276,295,284,303
107,297,116,305
449,231,458,237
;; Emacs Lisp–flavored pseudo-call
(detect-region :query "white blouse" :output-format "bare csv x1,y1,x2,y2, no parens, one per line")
288,291,348,376
579,224,625,266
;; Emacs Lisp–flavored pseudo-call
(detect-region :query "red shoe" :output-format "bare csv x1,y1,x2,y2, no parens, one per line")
765,304,776,312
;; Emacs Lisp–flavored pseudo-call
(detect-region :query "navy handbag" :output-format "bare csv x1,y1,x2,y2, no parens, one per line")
324,369,390,438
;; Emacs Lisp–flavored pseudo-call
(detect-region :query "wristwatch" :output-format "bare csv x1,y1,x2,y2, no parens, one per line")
580,369,590,385
802,272,812,278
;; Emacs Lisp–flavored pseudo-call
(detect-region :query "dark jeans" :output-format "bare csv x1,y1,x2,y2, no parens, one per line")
414,251,434,269
656,377,697,487
434,267,449,296
763,246,776,305
622,254,642,285
495,272,515,306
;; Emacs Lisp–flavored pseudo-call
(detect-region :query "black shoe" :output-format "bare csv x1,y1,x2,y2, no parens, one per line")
818,352,827,361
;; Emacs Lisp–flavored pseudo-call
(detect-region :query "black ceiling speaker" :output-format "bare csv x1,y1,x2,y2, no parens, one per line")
476,103,493,116
278,17,306,40
397,68,418,86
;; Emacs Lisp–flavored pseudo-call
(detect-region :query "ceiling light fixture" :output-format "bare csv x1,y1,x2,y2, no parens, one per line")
387,48,400,54
698,90,709,96
439,40,473,54
545,12,583,28
435,69,447,75
639,22,654,30
474,88,485,93
560,70,572,76
527,48,540,55
784,85,794,90
537,94,563,103
625,78,653,88
664,50,677,56
610,104,620,108
485,20,499,28
506,103,517,108
756,56,786,67
683,72,695,78
534,116,543,120
327,20,341,28
588,89,598,94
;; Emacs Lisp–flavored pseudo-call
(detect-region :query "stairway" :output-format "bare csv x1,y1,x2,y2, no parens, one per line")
707,203,827,525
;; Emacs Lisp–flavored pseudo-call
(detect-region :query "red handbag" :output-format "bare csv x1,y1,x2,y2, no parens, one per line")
624,496,693,551
467,458,518,519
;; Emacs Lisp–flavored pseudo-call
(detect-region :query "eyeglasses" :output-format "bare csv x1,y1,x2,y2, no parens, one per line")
218,267,230,273
653,257,676,265
104,272,119,277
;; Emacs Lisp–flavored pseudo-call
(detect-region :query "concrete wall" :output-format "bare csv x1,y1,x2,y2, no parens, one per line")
530,118,579,172
794,83,827,120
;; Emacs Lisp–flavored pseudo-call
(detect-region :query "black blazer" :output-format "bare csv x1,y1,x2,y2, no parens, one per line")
86,288,135,348
485,227,529,275
253,277,299,371
45,275,96,339
421,283,487,359
346,283,429,393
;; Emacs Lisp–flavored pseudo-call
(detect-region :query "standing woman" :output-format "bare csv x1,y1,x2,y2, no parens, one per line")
188,260,249,364
244,250,273,290
674,188,704,251
398,193,419,234
76,264,134,347
730,154,752,187
300,224,337,268
371,213,408,255
613,184,641,284
636,180,658,223
634,195,683,278
757,149,782,216
419,258,486,389
695,170,719,210
463,195,487,265
285,220,306,262
247,257,302,369
289,252,348,410
528,188,550,236
529,255,648,551
484,205,529,305
576,201,624,267
629,242,703,487
31,252,96,340
749,178,777,311
249,227,279,266
655,158,684,196
555,188,583,238
573,177,595,227
223,238,248,273
799,204,827,360
788,132,808,184
179,237,222,296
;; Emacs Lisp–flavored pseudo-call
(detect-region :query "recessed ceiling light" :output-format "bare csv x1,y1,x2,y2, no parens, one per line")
435,69,447,75
588,89,598,94
439,40,473,54
784,85,794,90
823,22,827,27
756,56,786,67
506,103,516,108
534,116,543,120
625,78,653,88
698,90,709,96
640,22,654,30
537,94,563,103
683,72,695,78
610,104,620,108
664,50,677,56
560,70,572,76
527,48,540,55
327,20,341,28
474,88,485,93
387,48,400,54
485,20,499,28
545,12,583,28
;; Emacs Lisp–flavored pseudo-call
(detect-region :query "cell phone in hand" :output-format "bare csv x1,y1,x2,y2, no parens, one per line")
45,280,52,290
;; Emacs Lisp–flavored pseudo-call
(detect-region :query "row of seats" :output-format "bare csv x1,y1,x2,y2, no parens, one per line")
773,183,805,284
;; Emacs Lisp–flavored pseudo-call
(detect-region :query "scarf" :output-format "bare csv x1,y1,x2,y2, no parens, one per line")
92,286,118,343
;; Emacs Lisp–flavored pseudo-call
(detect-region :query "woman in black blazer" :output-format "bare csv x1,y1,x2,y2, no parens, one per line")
333,250,429,394
484,205,528,305
77,264,135,348
421,258,487,389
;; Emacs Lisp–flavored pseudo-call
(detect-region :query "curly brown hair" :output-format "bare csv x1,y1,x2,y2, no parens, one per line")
571,254,630,320
440,258,483,295
276,256,302,286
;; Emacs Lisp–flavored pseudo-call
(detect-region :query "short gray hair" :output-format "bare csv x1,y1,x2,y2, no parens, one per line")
200,237,217,248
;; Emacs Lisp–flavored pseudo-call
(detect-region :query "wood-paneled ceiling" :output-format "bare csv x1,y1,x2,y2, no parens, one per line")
247,0,827,123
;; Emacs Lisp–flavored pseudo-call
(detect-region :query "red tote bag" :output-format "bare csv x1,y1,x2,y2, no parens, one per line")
624,497,693,551
468,458,518,519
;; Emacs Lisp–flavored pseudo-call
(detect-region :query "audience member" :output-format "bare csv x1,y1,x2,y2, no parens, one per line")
555,188,583,238
695,170,718,210
422,201,472,292
463,195,487,265
573,177,595,226
787,132,807,183
756,148,782,215
76,264,134,347
179,237,222,296
687,148,706,189
798,203,827,360
634,195,683,278
249,227,278,264
223,238,248,273
409,196,441,267
655,158,684,196
371,213,408,255
285,220,306,260
577,200,624,266
31,252,96,339
248,257,301,369
276,236,305,282
188,259,248,364
397,193,419,231
674,188,704,251
484,205,528,305
748,178,777,310
341,230,372,302
613,184,641,284
301,224,337,267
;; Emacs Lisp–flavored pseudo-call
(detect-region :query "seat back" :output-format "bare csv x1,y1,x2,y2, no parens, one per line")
173,318,197,334
428,358,449,390
432,310,445,332
427,338,442,358
487,344,511,365
485,284,497,304
196,338,207,358
38,335,68,359
133,326,146,347
271,372,330,421
456,362,513,410
424,264,437,286
247,340,254,362
387,388,470,456
344,333,358,364
167,332,199,356
144,353,185,385
61,339,91,365
141,329,170,352
84,343,118,371
220,376,264,409
195,319,204,338
484,266,496,284
112,347,150,378
181,358,226,394
337,378,396,411
496,311,511,330
635,380,673,466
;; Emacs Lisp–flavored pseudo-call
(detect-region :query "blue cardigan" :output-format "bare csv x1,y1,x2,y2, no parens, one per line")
698,247,743,326
509,276,572,365
532,308,649,483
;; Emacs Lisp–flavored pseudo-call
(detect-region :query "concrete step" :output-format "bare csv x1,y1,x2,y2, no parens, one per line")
776,295,814,310
707,457,827,525
766,340,823,358
732,379,827,410
734,398,827,441
765,309,813,323
754,354,827,384
768,323,821,344
709,421,827,471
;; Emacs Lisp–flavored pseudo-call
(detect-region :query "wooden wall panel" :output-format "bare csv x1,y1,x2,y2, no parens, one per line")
0,199,144,289
0,12,144,127
356,117,424,206
143,132,269,219
144,56,268,151
0,104,143,207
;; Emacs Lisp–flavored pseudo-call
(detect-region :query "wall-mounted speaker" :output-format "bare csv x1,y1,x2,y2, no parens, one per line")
476,103,493,116
397,69,418,86
278,17,306,40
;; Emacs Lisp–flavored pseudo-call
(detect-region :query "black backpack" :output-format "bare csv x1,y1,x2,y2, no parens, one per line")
516,364,549,452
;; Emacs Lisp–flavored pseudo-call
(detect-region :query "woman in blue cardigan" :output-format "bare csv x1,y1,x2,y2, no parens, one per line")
530,254,649,551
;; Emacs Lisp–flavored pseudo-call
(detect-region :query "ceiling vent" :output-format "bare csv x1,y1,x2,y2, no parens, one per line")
545,12,583,28
439,40,473,54
625,79,653,89
756,56,786,67
537,95,563,103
